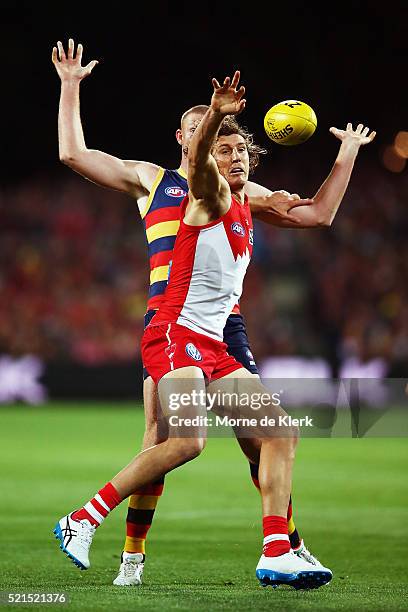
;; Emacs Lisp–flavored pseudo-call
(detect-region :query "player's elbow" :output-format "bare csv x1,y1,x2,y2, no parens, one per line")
312,198,336,227
311,206,334,228
59,147,87,167
59,151,77,166
316,215,333,228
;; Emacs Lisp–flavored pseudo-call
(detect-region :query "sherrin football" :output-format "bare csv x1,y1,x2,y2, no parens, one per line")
264,100,317,145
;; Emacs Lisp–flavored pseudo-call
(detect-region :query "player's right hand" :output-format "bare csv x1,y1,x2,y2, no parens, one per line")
52,39,99,82
211,71,246,116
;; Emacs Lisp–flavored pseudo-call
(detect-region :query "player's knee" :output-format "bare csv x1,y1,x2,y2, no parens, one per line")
177,437,206,462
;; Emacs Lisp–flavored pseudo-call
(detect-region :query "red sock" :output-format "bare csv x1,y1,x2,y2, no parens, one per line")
72,482,122,527
263,515,291,557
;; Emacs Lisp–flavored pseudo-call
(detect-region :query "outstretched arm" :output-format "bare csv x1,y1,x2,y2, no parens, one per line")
187,71,246,219
246,181,314,226
52,39,159,201
251,123,376,228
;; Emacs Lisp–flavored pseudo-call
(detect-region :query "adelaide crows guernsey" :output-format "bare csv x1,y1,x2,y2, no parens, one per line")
141,167,240,315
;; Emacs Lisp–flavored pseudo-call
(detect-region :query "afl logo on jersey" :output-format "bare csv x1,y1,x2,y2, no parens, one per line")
231,222,246,237
165,186,187,198
185,342,202,361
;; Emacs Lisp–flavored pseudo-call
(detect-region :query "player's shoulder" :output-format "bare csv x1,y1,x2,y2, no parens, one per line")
131,160,164,192
138,164,187,191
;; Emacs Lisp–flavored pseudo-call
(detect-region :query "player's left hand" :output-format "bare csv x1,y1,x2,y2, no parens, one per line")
211,71,246,116
329,123,376,146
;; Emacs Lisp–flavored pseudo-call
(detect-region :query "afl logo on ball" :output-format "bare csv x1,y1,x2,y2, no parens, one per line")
185,342,202,361
231,222,245,237
165,186,187,198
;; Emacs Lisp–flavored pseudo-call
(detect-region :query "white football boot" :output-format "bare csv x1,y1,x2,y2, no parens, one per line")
256,549,332,589
293,539,323,567
53,513,96,570
113,552,145,586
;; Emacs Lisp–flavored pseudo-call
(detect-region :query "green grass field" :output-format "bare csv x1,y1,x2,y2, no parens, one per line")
1,403,407,611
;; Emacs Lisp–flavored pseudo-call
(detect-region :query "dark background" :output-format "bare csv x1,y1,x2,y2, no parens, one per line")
3,0,407,183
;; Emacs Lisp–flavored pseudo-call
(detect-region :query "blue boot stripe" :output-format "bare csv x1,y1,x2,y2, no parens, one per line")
256,569,298,582
53,522,86,570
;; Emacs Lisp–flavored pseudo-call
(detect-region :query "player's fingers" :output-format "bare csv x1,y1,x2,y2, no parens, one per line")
368,130,376,141
212,78,221,89
68,38,74,59
57,41,66,61
346,122,353,132
291,193,300,199
231,70,240,89
76,43,83,63
329,127,340,136
51,46,58,64
237,85,245,100
362,126,369,137
223,76,231,87
356,123,364,134
85,60,99,73
289,198,314,207
237,99,246,114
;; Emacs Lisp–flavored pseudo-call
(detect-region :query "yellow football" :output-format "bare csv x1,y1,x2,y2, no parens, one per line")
264,100,317,145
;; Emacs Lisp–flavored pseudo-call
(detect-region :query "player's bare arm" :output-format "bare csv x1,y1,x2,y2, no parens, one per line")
52,39,160,205
186,71,246,225
246,181,314,226
252,123,376,229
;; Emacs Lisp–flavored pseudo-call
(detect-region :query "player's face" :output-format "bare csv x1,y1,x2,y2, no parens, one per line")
212,134,249,189
176,113,205,156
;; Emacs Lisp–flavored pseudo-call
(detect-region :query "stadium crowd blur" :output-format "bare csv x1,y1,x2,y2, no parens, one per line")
1,158,407,379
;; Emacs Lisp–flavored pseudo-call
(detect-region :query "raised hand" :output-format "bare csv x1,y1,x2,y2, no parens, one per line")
52,38,98,83
329,123,376,147
211,71,246,116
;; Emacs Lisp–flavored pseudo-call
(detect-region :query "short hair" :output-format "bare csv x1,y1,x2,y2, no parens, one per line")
217,115,267,174
180,105,209,127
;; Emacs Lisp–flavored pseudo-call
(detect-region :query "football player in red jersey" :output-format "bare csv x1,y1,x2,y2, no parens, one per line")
52,42,375,587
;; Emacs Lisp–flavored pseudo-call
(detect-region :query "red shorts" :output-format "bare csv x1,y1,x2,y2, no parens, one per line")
141,322,243,385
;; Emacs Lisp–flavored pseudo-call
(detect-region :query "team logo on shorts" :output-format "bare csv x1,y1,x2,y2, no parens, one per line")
165,343,177,361
165,186,187,198
249,228,253,245
185,342,202,361
231,222,246,237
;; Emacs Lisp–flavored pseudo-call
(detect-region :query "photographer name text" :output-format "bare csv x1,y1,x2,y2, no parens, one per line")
168,415,314,427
